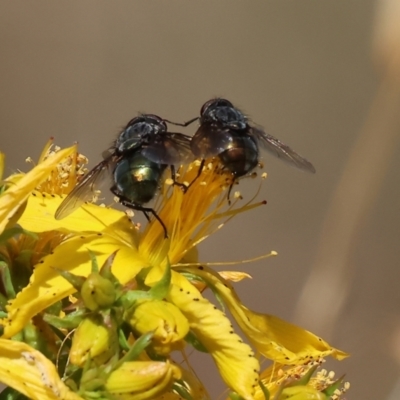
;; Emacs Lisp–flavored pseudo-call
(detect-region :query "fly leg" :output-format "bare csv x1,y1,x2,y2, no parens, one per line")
111,188,168,238
184,158,205,193
170,165,188,192
163,117,199,127
221,170,237,206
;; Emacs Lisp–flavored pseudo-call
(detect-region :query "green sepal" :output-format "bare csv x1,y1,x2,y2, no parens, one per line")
80,364,106,392
285,365,318,387
0,386,29,400
172,381,193,400
0,294,7,311
22,321,51,357
148,259,171,299
44,300,63,315
118,327,131,352
185,331,208,353
43,308,87,329
0,261,16,299
0,226,37,244
259,381,270,400
55,268,86,291
322,375,346,396
120,261,171,308
88,249,99,273
115,331,154,368
120,289,153,307
228,392,245,400
99,251,119,283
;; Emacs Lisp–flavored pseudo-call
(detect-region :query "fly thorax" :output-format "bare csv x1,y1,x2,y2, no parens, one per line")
208,106,247,128
116,122,160,153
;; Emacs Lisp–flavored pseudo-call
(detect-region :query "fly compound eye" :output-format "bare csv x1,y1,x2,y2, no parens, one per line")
125,116,145,128
200,98,234,116
200,99,216,116
143,114,167,131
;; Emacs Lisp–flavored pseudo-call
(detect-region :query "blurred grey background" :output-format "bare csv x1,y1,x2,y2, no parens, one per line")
1,1,399,399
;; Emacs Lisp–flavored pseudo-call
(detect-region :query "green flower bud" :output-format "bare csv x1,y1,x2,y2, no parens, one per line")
105,360,181,400
81,273,116,311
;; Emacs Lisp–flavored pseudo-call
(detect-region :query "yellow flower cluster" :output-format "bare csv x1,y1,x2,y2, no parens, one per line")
0,142,349,400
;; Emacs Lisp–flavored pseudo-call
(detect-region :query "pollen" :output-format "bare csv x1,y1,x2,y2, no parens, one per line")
125,209,135,218
32,140,89,196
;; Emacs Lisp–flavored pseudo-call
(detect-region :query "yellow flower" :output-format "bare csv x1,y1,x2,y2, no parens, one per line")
0,142,348,400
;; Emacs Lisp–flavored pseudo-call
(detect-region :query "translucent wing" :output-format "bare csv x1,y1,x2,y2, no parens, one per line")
190,121,235,158
251,125,316,173
55,155,117,219
141,132,194,165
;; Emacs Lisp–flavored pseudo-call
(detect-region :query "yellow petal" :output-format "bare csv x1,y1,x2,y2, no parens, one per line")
2,234,149,338
240,309,348,363
0,146,75,235
190,266,348,364
167,271,259,400
128,300,189,355
0,338,83,400
19,190,138,245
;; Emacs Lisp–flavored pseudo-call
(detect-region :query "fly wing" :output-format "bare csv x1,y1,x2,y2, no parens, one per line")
190,121,234,158
141,132,194,165
250,125,316,173
55,155,116,219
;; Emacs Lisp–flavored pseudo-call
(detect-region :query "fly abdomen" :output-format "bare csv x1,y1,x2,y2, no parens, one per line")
113,153,167,205
218,134,258,178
